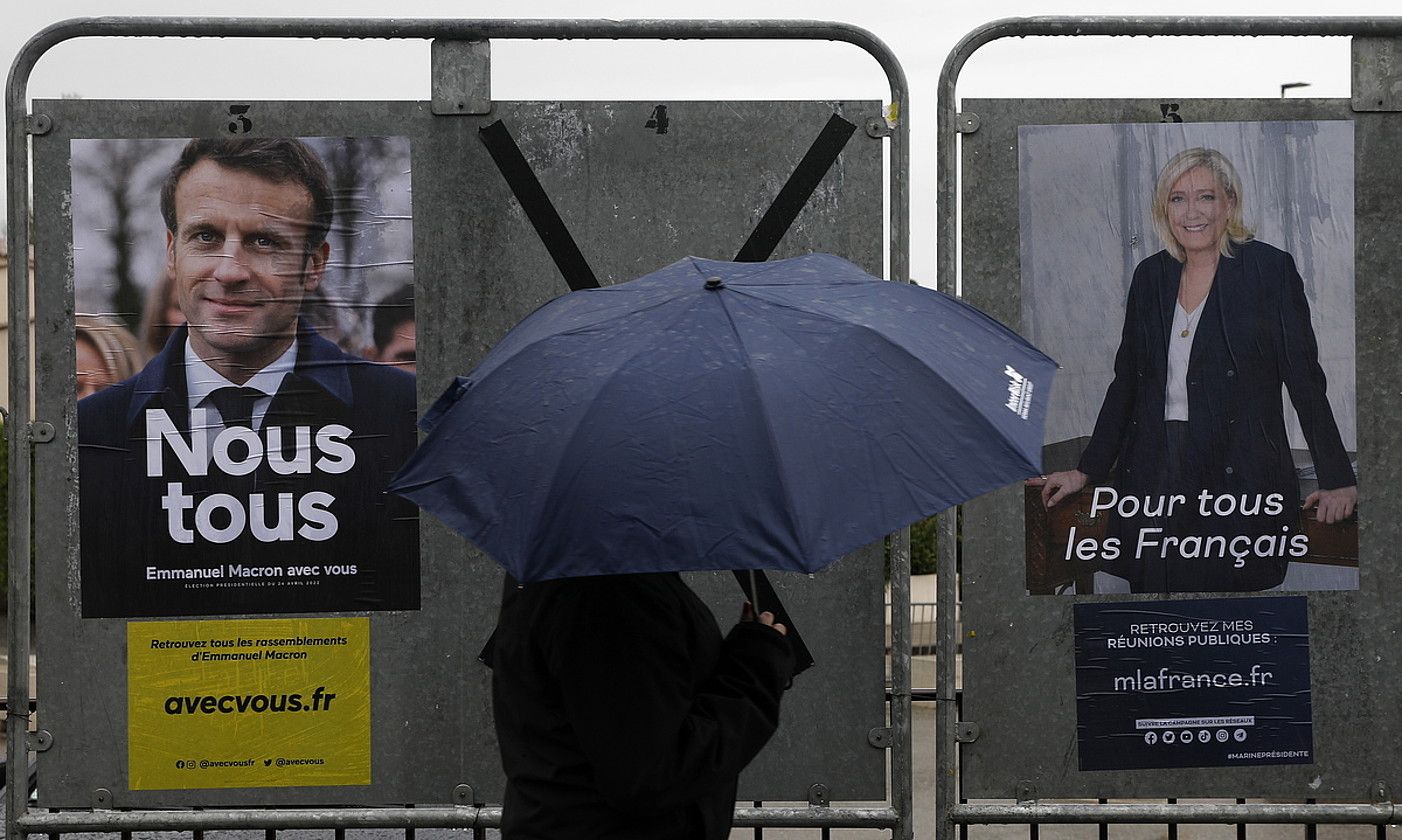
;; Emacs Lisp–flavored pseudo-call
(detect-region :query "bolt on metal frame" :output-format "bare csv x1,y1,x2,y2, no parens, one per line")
936,15,1402,840
5,16,911,840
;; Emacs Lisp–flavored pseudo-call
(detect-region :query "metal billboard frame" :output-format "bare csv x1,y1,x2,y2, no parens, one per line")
5,17,911,839
936,15,1402,839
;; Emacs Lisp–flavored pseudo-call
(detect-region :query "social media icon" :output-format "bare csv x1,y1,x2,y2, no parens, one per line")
1216,729,1229,742
1144,732,1158,745
1234,729,1247,742
1163,731,1176,744
1198,730,1211,743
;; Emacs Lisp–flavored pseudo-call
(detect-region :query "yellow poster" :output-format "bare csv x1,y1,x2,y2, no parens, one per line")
128,617,370,790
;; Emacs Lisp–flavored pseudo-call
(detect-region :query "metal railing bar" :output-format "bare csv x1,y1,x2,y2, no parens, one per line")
949,804,1397,825
18,807,500,832
18,804,899,833
888,528,914,840
731,806,899,828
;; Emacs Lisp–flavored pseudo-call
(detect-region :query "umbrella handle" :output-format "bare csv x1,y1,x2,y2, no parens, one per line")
730,569,814,675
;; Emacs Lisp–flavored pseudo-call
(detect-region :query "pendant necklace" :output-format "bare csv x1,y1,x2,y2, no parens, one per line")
1180,304,1202,338
1180,262,1215,339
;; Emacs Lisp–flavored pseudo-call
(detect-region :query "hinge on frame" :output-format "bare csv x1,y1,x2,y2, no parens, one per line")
867,726,893,748
955,112,981,134
1371,780,1391,806
26,730,52,751
1015,780,1037,804
431,39,492,116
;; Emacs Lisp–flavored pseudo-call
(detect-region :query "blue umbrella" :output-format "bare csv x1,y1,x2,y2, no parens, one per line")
390,254,1056,583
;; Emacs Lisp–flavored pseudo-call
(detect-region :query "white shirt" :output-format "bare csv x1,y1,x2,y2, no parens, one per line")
184,338,298,433
1164,302,1199,422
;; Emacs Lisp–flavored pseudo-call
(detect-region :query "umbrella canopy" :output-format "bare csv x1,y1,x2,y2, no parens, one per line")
390,254,1056,583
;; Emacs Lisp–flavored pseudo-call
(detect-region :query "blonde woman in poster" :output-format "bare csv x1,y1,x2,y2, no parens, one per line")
1041,147,1356,593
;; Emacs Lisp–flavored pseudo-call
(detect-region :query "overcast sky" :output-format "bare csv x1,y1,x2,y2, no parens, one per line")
3,0,1394,282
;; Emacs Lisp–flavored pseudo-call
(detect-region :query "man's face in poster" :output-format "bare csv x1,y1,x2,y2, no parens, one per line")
166,158,330,380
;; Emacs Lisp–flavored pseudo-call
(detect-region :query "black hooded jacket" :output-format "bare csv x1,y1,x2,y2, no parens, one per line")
485,572,794,839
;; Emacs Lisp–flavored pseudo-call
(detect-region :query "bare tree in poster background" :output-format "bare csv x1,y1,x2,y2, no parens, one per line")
313,136,405,346
70,139,166,334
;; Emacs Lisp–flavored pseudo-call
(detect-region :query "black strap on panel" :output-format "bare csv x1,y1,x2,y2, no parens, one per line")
479,119,600,291
723,113,859,675
733,113,858,263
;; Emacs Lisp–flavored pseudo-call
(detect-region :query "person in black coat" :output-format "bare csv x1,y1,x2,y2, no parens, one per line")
1042,147,1356,592
486,572,794,840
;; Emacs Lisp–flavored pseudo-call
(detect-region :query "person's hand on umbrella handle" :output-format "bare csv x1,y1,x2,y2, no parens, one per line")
1040,469,1088,509
741,601,787,636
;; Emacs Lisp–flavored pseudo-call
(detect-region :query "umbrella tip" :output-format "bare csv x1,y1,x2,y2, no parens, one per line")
705,277,725,290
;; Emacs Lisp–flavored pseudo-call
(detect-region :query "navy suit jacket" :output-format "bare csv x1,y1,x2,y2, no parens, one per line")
79,322,420,617
1078,240,1354,592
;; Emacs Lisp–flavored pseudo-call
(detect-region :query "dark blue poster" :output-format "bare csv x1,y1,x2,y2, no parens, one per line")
1074,596,1312,771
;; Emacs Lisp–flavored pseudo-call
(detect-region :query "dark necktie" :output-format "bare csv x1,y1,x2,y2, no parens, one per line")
204,387,264,520
206,386,264,430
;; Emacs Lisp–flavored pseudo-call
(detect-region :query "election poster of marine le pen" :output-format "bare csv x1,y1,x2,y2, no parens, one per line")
1026,120,1357,596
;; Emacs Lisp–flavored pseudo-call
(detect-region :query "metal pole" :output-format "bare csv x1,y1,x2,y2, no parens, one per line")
935,15,1402,840
888,526,913,840
4,25,41,840
5,16,909,837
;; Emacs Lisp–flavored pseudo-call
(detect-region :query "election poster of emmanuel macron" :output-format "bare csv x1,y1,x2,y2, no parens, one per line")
72,136,420,618
1024,121,1358,595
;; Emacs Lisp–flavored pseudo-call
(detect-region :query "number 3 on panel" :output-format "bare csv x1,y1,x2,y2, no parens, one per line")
227,104,253,134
